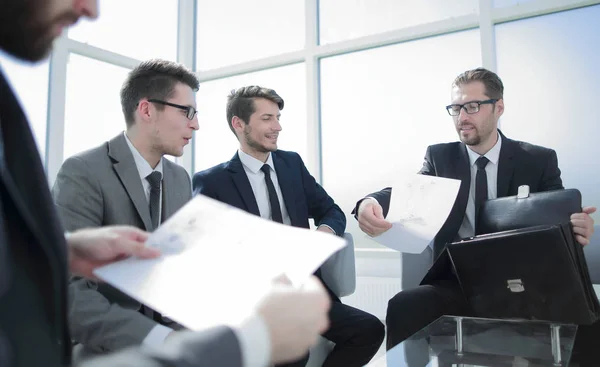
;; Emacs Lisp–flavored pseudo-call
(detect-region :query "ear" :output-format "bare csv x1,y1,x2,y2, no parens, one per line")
495,98,505,118
231,116,245,133
137,99,152,123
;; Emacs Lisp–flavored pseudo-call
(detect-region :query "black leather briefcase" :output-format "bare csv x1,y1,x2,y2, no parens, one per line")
422,187,600,325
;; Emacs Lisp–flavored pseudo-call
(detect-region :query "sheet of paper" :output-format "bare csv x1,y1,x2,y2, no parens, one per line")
94,194,346,331
371,174,461,253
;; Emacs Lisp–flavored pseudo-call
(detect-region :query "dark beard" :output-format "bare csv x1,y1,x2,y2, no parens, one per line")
461,134,481,146
0,0,56,62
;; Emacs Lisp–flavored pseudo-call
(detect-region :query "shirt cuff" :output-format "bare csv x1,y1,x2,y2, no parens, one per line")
142,324,174,349
232,313,271,367
358,197,379,213
317,224,337,236
364,197,380,207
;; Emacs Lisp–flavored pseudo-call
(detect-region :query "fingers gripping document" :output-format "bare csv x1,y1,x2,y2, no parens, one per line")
371,174,460,253
94,195,346,331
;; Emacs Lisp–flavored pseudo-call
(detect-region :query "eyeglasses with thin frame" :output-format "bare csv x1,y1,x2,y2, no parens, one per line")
148,99,198,120
445,99,498,116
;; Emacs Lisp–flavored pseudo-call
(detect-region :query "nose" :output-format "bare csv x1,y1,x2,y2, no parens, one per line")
190,116,200,131
273,118,282,132
75,0,99,20
458,107,470,123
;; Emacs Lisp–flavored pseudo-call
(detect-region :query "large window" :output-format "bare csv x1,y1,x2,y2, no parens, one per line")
38,1,600,255
194,64,307,172
67,0,178,61
319,0,478,44
63,55,130,160
196,0,305,70
0,54,49,161
496,4,600,221
321,29,482,248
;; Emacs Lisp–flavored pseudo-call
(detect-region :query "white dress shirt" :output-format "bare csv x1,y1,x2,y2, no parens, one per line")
238,149,292,225
238,149,336,234
124,132,164,216
124,132,172,348
457,133,502,239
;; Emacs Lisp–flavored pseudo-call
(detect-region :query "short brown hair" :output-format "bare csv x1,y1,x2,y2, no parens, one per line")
452,67,504,100
226,86,284,135
120,59,199,128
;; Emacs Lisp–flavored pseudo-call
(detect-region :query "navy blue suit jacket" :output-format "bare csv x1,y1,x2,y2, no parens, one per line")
193,150,346,237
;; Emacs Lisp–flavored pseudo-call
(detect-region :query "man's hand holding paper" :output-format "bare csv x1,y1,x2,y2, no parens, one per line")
93,194,346,332
357,198,393,237
359,174,461,253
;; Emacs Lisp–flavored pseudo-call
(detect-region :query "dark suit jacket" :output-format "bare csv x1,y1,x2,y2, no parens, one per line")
355,131,564,259
0,66,72,367
0,70,244,367
193,150,345,236
193,150,346,297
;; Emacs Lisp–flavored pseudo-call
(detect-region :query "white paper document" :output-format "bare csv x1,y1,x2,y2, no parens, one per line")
94,194,346,331
371,174,461,253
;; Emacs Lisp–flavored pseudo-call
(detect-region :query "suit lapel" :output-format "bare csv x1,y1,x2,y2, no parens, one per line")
108,135,153,231
273,152,298,224
227,153,260,216
496,131,515,198
161,159,192,221
161,161,188,221
161,162,174,222
0,71,65,264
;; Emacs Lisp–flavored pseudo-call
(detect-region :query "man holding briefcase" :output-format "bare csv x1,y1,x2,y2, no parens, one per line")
354,67,597,364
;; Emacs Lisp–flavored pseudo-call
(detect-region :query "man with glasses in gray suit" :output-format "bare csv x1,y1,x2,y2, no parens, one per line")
52,58,199,359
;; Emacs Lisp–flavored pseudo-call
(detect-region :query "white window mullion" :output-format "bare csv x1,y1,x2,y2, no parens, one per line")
46,34,69,187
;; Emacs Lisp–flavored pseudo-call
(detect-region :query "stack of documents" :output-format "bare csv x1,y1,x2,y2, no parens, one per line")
94,195,346,331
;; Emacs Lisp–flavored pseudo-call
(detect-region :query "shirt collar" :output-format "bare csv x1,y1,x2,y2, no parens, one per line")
124,131,163,180
238,149,274,174
466,131,502,166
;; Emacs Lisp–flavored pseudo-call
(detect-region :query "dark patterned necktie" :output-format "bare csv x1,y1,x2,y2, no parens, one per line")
475,156,490,227
146,171,162,230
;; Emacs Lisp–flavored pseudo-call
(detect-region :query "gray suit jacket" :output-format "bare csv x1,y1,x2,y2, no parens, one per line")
1,69,243,367
52,133,192,353
80,326,242,367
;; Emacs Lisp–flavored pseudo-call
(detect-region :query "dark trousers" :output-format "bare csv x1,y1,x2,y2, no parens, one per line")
277,299,385,367
386,280,600,366
386,280,468,351
571,320,600,366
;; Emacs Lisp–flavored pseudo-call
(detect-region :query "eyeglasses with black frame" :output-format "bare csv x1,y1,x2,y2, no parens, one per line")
148,99,198,120
445,99,498,116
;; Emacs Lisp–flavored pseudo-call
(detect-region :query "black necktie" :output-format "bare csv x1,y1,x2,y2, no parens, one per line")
146,171,162,230
261,164,283,223
475,156,490,226
144,171,166,323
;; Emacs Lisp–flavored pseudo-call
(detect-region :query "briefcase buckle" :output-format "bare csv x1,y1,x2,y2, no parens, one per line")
507,279,525,292
517,185,530,199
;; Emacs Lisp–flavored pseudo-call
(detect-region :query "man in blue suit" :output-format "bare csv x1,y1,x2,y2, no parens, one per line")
193,86,384,367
